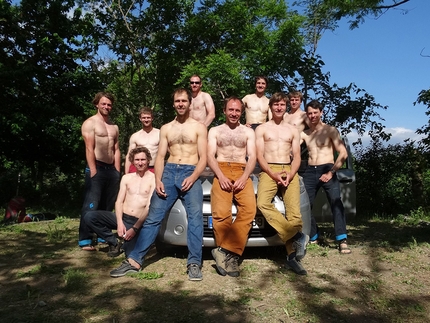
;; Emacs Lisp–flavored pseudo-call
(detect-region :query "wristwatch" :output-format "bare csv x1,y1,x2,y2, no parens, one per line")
330,169,336,175
132,227,139,233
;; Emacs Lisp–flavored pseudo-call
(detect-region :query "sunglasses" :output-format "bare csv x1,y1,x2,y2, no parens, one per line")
190,81,201,84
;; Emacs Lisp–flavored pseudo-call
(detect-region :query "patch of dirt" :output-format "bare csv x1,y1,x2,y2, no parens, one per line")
1,218,430,323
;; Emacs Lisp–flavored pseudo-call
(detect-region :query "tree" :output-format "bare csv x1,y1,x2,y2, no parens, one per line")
0,0,102,206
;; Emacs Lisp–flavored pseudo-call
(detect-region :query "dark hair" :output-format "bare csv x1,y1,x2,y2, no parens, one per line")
92,92,115,106
269,92,288,107
128,146,152,163
254,75,268,85
223,96,244,112
139,107,153,117
172,88,192,103
305,100,323,112
288,91,303,101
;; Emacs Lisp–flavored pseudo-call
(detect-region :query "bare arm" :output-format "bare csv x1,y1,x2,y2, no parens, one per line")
154,126,169,197
113,126,120,172
115,176,128,237
288,127,301,182
81,119,97,177
203,93,215,127
331,129,348,172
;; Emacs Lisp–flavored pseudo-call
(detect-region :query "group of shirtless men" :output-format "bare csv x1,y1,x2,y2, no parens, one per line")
78,75,351,281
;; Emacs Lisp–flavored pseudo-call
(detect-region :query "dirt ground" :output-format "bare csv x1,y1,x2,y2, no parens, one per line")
1,218,430,323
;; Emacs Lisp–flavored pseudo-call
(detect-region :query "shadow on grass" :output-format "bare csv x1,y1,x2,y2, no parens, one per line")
0,218,429,323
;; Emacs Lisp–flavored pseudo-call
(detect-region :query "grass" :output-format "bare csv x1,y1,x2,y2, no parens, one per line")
1,216,430,323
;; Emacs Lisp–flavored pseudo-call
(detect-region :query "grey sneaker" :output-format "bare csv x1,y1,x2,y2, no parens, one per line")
107,241,123,257
211,248,227,276
110,260,139,278
293,233,309,261
187,264,203,281
285,256,307,275
224,254,240,277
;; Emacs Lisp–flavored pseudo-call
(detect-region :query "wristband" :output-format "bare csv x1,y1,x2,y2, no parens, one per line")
330,169,336,175
132,227,139,233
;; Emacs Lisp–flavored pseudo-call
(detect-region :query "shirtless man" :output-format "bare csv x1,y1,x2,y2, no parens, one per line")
283,91,309,132
208,97,256,278
242,76,270,130
79,92,121,251
110,88,208,281
189,74,215,127
84,147,155,257
301,100,351,254
125,107,160,173
256,92,308,275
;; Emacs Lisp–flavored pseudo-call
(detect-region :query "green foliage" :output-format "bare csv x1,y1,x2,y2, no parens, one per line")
63,268,89,292
355,140,429,216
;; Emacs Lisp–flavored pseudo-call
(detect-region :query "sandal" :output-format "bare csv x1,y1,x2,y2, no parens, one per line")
339,240,352,254
81,245,96,251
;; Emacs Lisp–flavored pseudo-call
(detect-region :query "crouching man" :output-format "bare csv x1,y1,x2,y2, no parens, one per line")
255,92,309,275
208,97,256,277
84,146,155,257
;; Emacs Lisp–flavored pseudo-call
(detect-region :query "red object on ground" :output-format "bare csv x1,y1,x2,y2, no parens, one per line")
4,196,27,223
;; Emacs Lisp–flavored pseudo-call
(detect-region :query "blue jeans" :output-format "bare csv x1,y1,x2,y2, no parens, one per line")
79,162,120,246
302,163,347,241
128,163,203,267
84,211,138,257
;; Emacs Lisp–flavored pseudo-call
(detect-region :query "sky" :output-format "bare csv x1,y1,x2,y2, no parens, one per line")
315,0,429,147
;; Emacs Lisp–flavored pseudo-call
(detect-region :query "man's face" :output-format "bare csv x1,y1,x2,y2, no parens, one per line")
133,152,149,171
270,100,287,118
255,78,267,94
173,92,191,116
96,97,113,116
140,113,153,128
224,99,243,125
306,106,322,124
190,76,202,93
289,96,302,110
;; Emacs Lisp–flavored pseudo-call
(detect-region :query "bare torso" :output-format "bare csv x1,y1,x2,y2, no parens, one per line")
243,94,270,124
210,124,252,163
302,124,338,165
164,118,204,165
258,120,296,164
120,171,155,218
128,128,160,166
82,114,118,164
190,91,214,125
284,109,308,133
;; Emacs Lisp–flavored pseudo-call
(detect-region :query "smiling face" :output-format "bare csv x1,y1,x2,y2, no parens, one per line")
306,106,322,124
139,113,153,128
289,96,302,111
255,78,267,95
270,99,287,120
132,152,149,172
95,96,113,117
224,98,243,126
173,91,191,117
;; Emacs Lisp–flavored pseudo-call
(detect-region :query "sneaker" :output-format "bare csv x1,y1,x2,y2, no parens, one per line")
285,256,307,275
224,253,240,277
107,241,123,258
211,248,227,276
293,233,309,261
187,264,203,281
110,260,139,278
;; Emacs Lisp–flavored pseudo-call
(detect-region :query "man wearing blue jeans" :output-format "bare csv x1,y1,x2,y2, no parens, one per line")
79,92,120,250
301,100,351,254
110,88,208,280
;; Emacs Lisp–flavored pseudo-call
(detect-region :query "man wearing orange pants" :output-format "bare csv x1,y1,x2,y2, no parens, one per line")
256,92,308,275
207,96,256,277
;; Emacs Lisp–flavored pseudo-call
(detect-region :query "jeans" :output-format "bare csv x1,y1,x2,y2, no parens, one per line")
84,211,138,256
79,162,120,247
211,162,255,256
302,163,347,241
128,163,203,267
257,164,303,255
